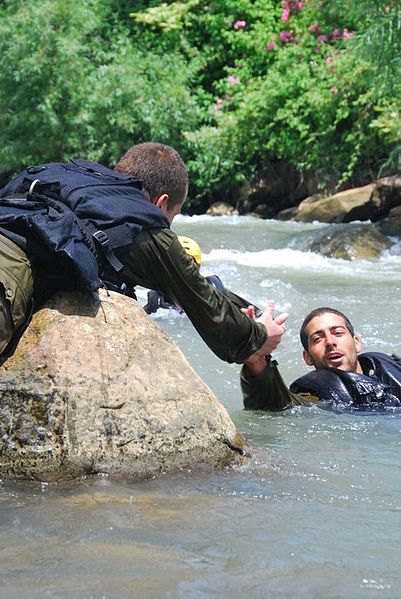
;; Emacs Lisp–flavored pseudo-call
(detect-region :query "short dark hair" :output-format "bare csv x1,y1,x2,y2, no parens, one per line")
115,142,189,209
300,307,355,350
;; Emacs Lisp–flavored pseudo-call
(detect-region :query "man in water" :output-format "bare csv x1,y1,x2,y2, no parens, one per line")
0,142,287,366
241,306,401,410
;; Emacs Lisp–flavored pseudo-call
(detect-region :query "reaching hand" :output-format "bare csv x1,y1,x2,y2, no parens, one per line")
257,300,288,352
242,300,289,373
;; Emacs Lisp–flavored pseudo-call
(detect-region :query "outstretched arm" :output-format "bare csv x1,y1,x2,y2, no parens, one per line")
122,229,270,363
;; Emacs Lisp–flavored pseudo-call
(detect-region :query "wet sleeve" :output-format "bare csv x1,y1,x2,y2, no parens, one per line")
240,359,308,411
121,228,267,364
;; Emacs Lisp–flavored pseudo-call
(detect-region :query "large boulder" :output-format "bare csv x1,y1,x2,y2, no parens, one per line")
278,184,375,223
344,176,401,223
206,201,239,216
0,290,246,481
241,161,313,218
277,176,401,225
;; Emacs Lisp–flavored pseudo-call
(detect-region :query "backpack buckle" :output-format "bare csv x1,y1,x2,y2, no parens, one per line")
93,230,109,247
93,229,124,273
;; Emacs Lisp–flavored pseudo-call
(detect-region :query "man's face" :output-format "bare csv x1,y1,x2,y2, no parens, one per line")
303,312,362,372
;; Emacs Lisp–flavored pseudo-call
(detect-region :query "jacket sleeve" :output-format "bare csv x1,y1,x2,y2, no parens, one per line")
121,228,267,364
240,358,309,410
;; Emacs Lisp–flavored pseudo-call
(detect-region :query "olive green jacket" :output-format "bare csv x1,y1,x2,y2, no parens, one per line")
0,227,267,364
104,228,267,364
0,234,34,355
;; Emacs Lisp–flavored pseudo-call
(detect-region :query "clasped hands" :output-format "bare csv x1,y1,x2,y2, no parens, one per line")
242,300,288,376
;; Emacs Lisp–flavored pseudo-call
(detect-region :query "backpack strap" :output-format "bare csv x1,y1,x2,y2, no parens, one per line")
359,352,401,402
86,225,125,273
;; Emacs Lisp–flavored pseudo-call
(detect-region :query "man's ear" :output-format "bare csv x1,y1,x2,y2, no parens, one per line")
303,349,314,366
155,194,169,211
354,334,362,354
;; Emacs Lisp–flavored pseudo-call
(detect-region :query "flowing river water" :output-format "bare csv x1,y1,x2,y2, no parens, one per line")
1,215,401,598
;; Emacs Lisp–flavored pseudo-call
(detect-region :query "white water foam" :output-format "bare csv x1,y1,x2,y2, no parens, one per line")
202,247,401,279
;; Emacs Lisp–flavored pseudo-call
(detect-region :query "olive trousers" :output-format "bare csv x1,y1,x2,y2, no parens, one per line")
0,234,34,355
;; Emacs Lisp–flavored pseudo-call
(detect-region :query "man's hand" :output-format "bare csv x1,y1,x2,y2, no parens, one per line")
242,300,288,375
256,300,288,351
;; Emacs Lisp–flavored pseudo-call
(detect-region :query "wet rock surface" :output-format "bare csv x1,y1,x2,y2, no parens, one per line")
307,223,393,260
0,290,246,481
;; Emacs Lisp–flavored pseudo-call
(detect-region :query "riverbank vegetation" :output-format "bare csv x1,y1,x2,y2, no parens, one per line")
0,0,399,211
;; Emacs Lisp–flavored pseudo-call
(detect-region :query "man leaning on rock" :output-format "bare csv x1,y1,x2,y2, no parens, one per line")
0,142,287,367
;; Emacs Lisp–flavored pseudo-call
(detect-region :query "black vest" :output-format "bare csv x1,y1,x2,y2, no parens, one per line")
0,160,170,291
290,352,401,410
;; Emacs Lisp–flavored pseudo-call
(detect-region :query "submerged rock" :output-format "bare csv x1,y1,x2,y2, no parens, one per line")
0,290,246,481
308,223,392,260
378,205,401,237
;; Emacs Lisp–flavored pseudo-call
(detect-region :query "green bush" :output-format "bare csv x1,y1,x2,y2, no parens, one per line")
182,0,400,199
0,0,399,209
0,0,197,177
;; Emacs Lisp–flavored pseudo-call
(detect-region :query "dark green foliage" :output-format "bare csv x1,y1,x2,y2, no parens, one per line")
0,0,399,208
0,0,197,177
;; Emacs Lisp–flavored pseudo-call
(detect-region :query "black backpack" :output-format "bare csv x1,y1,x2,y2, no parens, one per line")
0,159,169,291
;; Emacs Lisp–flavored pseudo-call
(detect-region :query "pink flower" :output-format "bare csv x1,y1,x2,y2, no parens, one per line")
227,75,240,84
317,34,329,43
266,41,277,51
326,56,333,63
214,99,224,114
282,0,290,8
233,20,246,30
331,28,341,40
310,23,320,33
293,1,304,10
280,30,294,43
330,86,339,94
281,8,290,22
343,28,355,39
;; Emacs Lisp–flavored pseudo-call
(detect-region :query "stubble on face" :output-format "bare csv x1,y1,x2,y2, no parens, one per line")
303,313,362,373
